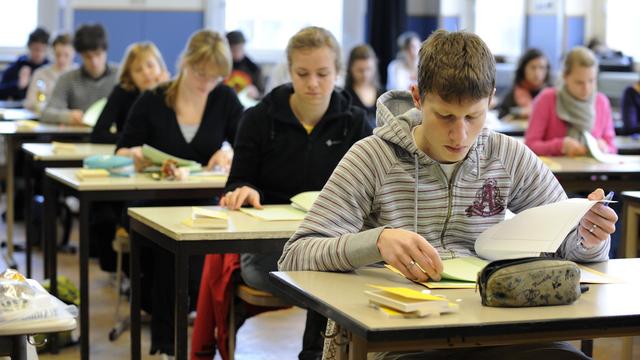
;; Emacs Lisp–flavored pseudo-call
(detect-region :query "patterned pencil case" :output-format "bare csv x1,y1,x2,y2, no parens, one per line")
477,257,581,307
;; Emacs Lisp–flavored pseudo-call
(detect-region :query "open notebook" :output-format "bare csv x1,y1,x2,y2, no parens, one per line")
239,191,320,221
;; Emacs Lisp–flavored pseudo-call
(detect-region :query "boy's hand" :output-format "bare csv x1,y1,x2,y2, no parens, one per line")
579,188,617,249
377,228,443,282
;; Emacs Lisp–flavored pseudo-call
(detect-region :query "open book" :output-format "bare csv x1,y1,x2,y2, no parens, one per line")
474,198,612,261
239,192,321,221
583,130,627,163
385,257,486,289
82,98,107,127
181,207,228,228
141,144,202,171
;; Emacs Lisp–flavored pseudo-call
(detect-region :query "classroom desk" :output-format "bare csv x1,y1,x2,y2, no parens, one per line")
128,205,301,360
621,191,640,258
0,122,90,268
43,168,227,360
540,155,640,193
271,259,640,360
616,135,640,155
0,108,37,121
0,100,25,109
21,143,116,277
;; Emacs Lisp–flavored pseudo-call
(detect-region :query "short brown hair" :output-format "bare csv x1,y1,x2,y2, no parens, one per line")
165,30,231,109
52,34,72,47
417,30,495,103
286,26,341,73
563,46,597,77
118,42,168,91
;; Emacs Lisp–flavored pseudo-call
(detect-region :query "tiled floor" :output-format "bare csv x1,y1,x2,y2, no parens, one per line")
1,218,638,359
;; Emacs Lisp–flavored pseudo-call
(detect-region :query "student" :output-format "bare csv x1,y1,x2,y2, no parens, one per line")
345,44,384,128
224,30,263,99
117,29,243,356
620,77,640,134
497,48,551,119
41,23,118,125
91,42,169,144
279,30,615,360
0,27,50,100
525,47,616,157
24,34,75,112
191,26,372,360
385,31,420,91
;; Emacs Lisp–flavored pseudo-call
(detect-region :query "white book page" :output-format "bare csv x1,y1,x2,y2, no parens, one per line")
474,198,600,261
583,131,626,164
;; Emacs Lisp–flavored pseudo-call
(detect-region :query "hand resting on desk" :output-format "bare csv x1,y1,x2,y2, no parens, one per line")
376,228,443,282
220,185,262,210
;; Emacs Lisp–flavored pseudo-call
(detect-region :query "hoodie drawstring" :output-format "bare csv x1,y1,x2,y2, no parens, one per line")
413,153,419,233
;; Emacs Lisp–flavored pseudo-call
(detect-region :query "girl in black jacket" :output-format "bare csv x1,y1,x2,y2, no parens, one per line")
220,26,372,360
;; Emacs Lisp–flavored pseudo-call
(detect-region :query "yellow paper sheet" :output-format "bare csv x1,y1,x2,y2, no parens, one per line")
290,191,321,212
239,207,306,221
368,285,445,301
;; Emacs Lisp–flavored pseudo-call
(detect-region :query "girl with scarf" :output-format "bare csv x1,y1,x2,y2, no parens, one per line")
497,48,550,119
525,46,616,156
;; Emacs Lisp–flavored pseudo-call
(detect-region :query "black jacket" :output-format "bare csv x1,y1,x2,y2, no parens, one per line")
91,85,140,144
0,55,49,100
345,85,384,128
226,83,372,204
116,83,243,165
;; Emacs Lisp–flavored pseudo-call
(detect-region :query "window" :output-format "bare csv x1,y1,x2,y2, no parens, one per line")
0,0,38,48
225,0,343,63
474,0,525,59
606,0,640,60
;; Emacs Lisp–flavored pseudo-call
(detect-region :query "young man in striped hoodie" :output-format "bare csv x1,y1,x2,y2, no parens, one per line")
278,30,616,359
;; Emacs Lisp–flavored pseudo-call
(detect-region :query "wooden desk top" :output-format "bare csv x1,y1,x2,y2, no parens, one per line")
271,259,640,342
540,155,640,174
0,121,90,135
45,167,227,191
22,143,115,161
128,205,301,241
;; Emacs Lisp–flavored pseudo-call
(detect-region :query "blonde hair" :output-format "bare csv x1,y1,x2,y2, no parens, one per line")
563,46,598,77
165,30,232,109
286,26,341,73
118,42,167,92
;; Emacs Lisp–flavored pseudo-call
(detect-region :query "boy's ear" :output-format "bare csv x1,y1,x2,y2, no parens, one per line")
410,85,422,109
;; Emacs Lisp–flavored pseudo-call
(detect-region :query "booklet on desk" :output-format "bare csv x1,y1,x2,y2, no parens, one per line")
181,207,228,228
239,192,320,221
365,285,458,318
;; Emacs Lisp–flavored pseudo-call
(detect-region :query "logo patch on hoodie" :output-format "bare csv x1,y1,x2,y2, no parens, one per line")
465,179,505,217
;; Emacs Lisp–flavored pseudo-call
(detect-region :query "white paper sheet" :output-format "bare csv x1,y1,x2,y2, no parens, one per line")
474,198,606,261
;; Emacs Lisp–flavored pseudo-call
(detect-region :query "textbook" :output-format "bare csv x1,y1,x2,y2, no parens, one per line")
365,285,458,317
181,207,228,228
290,191,320,212
474,198,613,261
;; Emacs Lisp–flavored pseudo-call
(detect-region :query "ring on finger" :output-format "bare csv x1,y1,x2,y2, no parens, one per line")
588,223,598,234
407,260,417,268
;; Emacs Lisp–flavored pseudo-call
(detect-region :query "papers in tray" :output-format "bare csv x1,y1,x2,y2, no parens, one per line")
290,191,320,212
181,207,228,228
239,206,306,221
365,285,458,318
474,198,613,261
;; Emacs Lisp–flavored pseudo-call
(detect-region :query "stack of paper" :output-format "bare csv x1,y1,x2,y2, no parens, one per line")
76,169,109,180
365,285,458,318
182,207,228,228
52,141,77,154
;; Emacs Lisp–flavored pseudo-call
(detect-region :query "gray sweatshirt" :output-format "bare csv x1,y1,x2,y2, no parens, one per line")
41,64,118,124
278,90,609,271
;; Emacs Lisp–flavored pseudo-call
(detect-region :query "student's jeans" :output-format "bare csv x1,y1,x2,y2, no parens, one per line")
241,252,326,360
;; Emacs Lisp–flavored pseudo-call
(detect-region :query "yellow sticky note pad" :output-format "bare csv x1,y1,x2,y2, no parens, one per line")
368,285,446,301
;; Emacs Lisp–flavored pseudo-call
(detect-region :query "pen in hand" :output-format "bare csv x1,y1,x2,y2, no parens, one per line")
578,191,615,247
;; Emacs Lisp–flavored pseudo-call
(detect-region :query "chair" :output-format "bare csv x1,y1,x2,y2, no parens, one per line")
109,228,130,341
227,284,290,360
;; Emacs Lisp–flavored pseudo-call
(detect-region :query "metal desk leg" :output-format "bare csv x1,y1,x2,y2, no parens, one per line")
175,251,189,359
130,229,142,360
2,136,16,268
79,195,90,360
24,154,33,277
43,175,59,353
11,335,27,360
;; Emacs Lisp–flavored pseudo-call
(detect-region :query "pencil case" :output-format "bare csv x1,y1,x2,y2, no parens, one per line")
477,257,581,307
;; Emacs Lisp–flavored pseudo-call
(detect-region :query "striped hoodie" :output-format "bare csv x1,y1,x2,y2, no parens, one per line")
278,91,610,272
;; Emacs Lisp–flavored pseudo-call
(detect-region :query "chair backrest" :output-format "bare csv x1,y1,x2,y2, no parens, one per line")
235,284,290,308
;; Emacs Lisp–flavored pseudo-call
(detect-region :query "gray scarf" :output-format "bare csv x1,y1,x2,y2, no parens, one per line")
556,85,595,142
